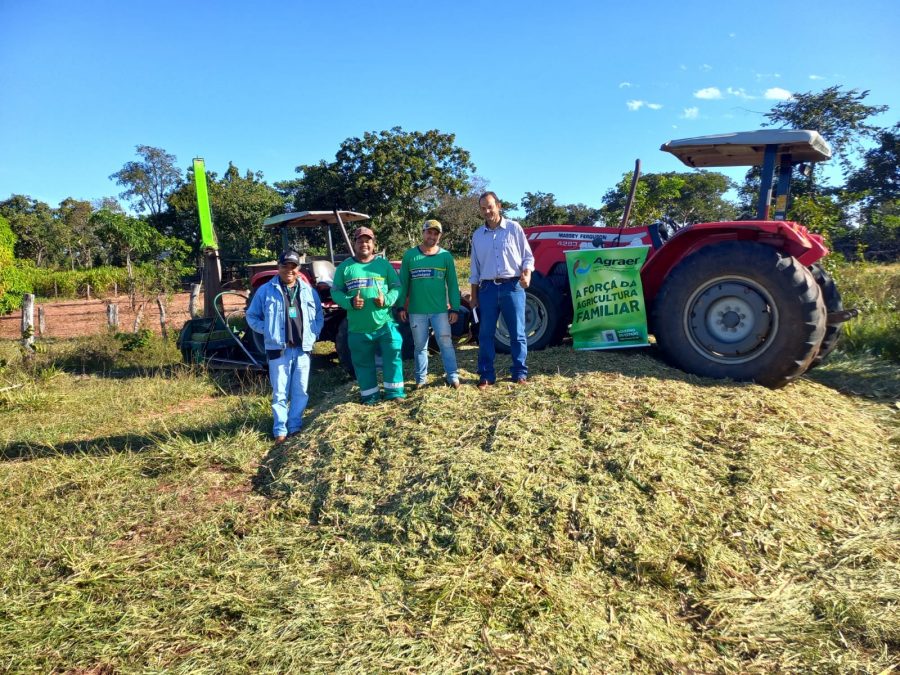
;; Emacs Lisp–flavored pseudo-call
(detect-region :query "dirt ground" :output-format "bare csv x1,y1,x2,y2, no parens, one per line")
0,292,248,340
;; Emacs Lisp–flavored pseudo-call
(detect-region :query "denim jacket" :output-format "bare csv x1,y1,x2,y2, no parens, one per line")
246,275,323,352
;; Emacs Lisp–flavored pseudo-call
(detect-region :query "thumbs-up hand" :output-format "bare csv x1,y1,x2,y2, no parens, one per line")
374,286,385,308
352,289,364,310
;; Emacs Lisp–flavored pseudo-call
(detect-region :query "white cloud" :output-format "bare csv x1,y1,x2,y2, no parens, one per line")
754,72,782,81
764,87,793,100
679,64,688,71
694,87,722,100
728,32,736,38
681,107,699,120
700,64,713,72
619,81,633,88
809,74,825,80
626,99,663,111
726,87,755,99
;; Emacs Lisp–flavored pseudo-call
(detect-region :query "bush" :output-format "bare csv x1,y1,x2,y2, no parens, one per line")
827,258,900,362
27,266,128,300
0,260,33,315
0,215,33,314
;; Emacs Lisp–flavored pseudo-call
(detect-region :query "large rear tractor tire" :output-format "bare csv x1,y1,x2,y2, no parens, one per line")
394,309,416,360
335,318,355,378
651,242,826,388
495,276,566,353
806,263,844,371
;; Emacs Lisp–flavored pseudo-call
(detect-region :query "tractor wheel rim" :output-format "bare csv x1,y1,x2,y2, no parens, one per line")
497,293,548,345
684,277,777,364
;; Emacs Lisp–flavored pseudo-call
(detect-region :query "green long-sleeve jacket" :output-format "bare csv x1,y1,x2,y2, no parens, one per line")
397,246,461,314
331,256,401,333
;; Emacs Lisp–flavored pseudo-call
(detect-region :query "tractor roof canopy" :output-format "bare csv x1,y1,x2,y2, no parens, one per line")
661,130,832,168
263,210,370,229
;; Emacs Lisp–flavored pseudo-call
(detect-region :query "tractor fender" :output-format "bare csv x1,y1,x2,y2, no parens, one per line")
641,220,828,305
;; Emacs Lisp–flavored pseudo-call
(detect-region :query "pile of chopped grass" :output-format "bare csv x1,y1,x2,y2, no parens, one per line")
0,343,897,672
257,346,899,671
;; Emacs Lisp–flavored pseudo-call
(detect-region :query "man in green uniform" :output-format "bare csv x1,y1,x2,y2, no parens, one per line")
331,226,406,404
397,219,461,388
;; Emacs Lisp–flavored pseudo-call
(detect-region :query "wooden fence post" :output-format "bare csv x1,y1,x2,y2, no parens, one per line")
188,283,201,319
86,283,91,301
38,305,46,337
114,282,118,297
133,301,145,333
107,303,119,330
156,296,168,339
21,294,35,354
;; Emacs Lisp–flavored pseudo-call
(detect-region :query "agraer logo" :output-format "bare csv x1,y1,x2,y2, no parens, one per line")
573,259,591,275
593,256,640,267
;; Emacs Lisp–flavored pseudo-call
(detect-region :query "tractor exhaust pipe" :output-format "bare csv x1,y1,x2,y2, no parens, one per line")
620,159,641,229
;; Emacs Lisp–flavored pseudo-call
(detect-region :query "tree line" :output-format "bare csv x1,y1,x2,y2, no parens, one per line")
1,85,897,310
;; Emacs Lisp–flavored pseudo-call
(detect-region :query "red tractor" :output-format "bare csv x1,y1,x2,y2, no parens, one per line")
491,130,856,388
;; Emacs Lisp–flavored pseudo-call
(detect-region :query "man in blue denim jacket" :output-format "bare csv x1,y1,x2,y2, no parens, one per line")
247,250,324,443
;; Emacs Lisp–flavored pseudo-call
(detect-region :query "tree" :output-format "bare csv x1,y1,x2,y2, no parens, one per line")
56,198,97,270
0,195,60,266
110,145,184,219
564,203,602,226
845,122,900,206
600,171,735,227
429,177,489,254
521,192,568,226
168,162,284,261
91,209,157,275
758,86,889,199
279,127,476,253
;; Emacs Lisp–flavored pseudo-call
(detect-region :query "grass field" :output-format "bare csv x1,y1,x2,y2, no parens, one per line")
1,263,898,673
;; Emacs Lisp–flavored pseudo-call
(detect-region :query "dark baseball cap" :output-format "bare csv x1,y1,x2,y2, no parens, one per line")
353,226,375,240
278,250,301,266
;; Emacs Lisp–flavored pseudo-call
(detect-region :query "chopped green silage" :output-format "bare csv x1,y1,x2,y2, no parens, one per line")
0,343,897,672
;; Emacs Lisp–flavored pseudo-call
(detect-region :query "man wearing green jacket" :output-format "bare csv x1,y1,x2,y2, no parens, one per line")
331,226,406,404
397,219,461,388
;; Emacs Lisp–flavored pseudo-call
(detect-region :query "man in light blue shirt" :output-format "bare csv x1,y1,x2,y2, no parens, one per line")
469,191,535,388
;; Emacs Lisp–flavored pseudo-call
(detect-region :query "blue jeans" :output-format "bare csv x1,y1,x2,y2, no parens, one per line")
267,346,311,437
477,279,527,382
409,312,459,385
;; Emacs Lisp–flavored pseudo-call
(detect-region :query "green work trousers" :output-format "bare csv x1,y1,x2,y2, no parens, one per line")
349,322,406,403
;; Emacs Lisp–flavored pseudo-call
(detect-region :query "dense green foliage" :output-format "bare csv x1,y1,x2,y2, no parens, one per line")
276,127,476,253
600,170,736,227
0,215,33,314
520,191,602,226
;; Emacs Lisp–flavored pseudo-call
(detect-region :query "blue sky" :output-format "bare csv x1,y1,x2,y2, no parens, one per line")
2,0,898,217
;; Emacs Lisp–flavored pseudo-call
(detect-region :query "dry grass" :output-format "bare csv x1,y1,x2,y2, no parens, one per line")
1,336,897,672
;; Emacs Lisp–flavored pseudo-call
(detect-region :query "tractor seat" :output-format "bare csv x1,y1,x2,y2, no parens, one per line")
311,260,336,288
